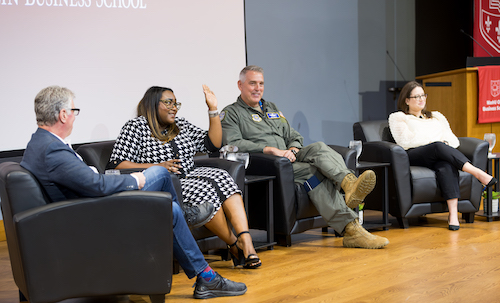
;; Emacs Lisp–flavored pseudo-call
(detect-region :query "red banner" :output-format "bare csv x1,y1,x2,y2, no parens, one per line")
478,66,500,123
474,0,500,57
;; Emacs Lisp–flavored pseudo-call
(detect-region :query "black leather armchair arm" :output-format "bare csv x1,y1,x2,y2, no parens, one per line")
195,158,245,190
245,153,296,235
10,191,173,303
245,144,355,177
360,141,412,217
328,144,357,170
457,137,489,207
457,137,489,170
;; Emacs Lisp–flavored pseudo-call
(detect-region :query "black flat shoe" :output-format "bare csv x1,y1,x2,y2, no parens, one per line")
449,225,460,231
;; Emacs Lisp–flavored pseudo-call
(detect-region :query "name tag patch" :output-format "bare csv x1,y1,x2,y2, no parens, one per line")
267,112,280,119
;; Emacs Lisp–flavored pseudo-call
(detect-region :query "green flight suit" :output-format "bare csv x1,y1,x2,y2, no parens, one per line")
221,97,357,233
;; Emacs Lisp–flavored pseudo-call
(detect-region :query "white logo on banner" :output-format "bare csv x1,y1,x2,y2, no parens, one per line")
480,0,500,52
492,79,500,97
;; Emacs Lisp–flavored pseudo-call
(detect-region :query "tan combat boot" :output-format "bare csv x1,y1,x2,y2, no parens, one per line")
341,170,376,209
343,219,389,249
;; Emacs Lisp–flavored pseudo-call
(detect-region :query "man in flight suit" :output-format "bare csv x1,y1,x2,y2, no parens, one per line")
221,65,389,249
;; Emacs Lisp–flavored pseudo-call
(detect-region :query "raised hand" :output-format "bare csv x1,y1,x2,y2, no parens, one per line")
202,84,218,110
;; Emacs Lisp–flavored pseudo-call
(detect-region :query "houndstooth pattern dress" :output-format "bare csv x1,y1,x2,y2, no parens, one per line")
108,116,241,220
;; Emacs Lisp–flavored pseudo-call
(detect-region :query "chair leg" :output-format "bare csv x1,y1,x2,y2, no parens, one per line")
220,248,231,261
149,294,165,303
19,290,27,302
173,259,180,274
462,212,475,223
276,234,292,247
397,217,409,229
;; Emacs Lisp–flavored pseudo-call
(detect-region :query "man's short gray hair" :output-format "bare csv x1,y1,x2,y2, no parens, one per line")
35,86,75,126
239,65,264,82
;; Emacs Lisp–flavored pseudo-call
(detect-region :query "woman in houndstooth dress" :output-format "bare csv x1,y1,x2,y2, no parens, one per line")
107,85,261,269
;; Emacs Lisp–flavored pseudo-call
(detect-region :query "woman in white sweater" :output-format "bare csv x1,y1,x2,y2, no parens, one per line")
388,81,496,230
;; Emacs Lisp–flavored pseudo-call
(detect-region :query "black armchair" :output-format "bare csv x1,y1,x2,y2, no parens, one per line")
76,140,245,255
0,162,173,303
244,145,356,246
353,120,488,228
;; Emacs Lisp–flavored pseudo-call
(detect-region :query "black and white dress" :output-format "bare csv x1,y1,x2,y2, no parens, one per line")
108,116,241,220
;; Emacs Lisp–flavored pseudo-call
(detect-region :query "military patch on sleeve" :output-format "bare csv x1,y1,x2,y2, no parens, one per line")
219,111,226,121
252,114,262,122
266,112,280,119
279,111,285,118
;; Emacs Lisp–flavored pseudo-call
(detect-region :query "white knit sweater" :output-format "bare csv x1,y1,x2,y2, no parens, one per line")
388,111,460,150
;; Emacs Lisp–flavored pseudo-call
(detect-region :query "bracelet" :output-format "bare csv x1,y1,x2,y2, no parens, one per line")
208,109,219,118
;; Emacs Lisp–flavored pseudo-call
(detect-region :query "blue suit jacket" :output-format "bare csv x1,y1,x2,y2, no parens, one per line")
20,128,138,202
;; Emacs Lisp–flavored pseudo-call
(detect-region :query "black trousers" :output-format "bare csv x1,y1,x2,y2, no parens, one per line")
407,142,470,200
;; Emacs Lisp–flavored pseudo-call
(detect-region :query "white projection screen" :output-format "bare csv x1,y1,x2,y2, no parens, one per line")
0,0,245,151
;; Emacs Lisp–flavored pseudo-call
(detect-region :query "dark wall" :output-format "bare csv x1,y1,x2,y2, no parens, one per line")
415,0,474,76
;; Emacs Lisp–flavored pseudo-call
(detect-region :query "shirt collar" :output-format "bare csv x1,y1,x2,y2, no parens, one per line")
51,132,72,147
40,128,74,150
237,96,266,111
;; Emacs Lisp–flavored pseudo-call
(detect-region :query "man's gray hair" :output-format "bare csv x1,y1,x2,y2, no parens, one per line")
239,65,264,82
35,86,75,126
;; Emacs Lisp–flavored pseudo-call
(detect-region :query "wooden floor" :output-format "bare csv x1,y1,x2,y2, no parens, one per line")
2,211,500,303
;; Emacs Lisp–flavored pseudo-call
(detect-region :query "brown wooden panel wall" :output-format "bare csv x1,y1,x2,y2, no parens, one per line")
417,68,497,153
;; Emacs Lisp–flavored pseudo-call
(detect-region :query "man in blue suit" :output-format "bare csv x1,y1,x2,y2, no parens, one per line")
20,85,247,299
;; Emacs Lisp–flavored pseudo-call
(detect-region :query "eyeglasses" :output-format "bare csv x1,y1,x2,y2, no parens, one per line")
408,94,428,100
70,108,80,116
160,99,182,110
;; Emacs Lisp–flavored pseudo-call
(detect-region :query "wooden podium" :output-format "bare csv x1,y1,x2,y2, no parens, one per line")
416,68,499,153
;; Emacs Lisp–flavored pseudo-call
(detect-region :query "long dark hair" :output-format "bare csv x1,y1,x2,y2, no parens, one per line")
137,86,179,142
396,80,432,118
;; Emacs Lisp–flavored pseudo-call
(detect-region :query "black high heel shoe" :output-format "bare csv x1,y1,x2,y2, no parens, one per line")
483,177,498,192
228,231,262,269
448,224,460,231
448,214,460,231
228,239,245,267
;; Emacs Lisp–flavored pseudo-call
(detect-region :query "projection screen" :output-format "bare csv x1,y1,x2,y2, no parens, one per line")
0,0,245,151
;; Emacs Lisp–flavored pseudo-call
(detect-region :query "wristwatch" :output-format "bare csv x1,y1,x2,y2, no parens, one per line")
291,149,298,156
208,109,219,118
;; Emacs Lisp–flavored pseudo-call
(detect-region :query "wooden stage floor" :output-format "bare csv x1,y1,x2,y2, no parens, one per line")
1,211,500,303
